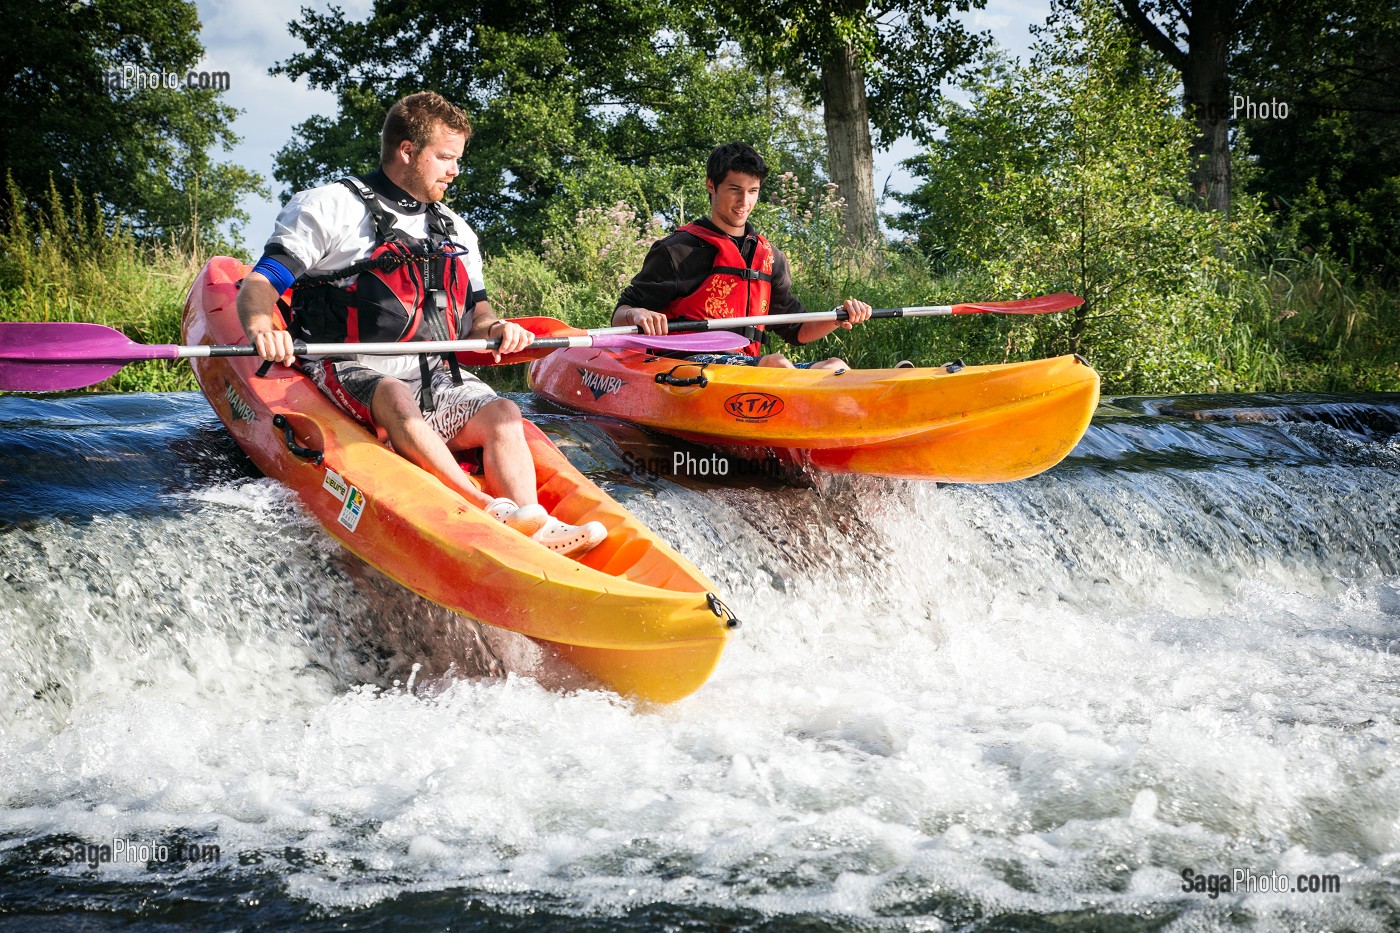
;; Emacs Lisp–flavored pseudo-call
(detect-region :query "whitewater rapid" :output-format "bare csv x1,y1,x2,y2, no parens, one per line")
1,391,1397,930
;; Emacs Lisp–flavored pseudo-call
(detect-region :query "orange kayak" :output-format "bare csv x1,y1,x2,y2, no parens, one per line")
529,349,1100,483
184,257,735,703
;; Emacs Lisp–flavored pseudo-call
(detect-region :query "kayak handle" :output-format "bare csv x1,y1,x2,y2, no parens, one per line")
655,363,709,388
707,593,741,629
273,414,324,466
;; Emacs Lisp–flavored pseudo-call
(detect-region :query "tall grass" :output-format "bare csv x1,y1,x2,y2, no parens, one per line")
5,177,1397,397
1230,251,1400,392
1,177,203,393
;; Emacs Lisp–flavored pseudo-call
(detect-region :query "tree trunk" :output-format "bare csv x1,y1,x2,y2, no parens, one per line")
1182,0,1233,214
820,44,880,245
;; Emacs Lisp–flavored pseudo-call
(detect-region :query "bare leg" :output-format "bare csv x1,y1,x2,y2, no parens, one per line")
757,353,797,368
445,398,539,507
810,357,849,371
370,379,495,509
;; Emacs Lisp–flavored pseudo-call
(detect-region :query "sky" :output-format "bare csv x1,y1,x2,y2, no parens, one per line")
193,0,1050,250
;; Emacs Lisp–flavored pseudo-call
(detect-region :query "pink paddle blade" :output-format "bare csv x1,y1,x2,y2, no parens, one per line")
593,331,751,352
0,322,178,392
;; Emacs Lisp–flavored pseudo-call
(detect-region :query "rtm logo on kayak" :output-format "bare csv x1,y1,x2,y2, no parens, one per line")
724,392,785,422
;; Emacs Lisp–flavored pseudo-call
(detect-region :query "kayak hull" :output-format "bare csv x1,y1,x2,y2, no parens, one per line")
184,257,732,703
528,349,1101,483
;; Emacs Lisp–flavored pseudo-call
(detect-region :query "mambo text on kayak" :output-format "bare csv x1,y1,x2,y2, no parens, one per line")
104,67,231,91
60,838,222,868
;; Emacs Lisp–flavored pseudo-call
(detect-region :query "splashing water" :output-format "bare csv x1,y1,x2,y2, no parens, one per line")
1,391,1397,930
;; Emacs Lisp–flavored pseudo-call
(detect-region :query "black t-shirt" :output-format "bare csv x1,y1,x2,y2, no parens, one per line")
616,217,807,346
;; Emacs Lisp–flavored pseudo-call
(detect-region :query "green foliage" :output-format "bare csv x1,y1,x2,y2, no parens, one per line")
1234,2,1400,283
703,0,989,147
896,0,1274,394
0,177,201,393
1228,250,1400,392
0,0,265,248
539,203,668,329
752,172,849,288
272,2,826,248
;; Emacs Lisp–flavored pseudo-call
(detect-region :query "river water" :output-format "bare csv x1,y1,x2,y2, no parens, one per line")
1,390,1398,931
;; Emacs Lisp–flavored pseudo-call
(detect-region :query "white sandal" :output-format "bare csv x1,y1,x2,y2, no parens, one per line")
485,497,549,536
531,517,607,557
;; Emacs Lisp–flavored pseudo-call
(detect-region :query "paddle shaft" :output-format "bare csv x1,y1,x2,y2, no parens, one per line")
657,306,955,335
162,334,687,359
0,331,738,364
0,323,747,392
592,292,1084,336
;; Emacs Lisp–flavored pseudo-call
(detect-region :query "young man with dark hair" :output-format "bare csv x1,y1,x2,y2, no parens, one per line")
238,91,605,556
612,141,871,370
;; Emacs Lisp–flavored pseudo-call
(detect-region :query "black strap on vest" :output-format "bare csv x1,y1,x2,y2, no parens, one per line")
339,177,402,244
331,177,466,413
710,266,773,283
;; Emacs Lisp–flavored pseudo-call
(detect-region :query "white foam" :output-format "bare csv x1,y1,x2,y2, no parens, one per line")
2,459,1398,928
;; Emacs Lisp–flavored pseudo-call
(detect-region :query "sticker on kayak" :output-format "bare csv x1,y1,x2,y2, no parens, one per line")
724,391,785,422
577,367,624,401
322,469,349,502
338,486,365,532
224,383,255,422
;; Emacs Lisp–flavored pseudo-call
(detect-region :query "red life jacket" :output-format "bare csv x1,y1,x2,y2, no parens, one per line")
287,176,475,410
663,222,775,356
288,177,471,347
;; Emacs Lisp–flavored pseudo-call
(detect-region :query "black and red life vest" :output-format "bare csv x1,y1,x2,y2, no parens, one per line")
288,177,472,347
662,222,775,356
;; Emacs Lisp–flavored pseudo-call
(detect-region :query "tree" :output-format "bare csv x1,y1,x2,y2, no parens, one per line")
1113,0,1241,214
0,0,263,244
272,0,827,248
1113,0,1399,231
703,0,989,245
1233,2,1400,280
896,0,1267,393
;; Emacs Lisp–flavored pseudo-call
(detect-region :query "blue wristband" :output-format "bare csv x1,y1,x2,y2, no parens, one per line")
251,256,295,293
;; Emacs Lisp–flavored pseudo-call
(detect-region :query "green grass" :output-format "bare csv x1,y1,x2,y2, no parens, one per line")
1,179,205,393
1230,252,1400,392
4,182,1397,396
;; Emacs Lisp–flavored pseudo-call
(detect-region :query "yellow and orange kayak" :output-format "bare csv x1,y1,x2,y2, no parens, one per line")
529,349,1100,483
184,257,734,703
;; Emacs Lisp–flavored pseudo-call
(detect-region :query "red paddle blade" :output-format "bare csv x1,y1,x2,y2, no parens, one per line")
453,316,578,367
0,322,174,392
951,293,1083,315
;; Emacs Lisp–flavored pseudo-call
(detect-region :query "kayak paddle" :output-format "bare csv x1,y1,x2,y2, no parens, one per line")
0,321,749,393
592,292,1084,335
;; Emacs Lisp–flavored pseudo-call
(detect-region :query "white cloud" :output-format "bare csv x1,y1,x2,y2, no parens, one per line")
194,0,371,249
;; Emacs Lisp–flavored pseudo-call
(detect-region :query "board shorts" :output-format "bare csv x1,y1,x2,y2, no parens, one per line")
304,358,499,441
682,353,823,368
